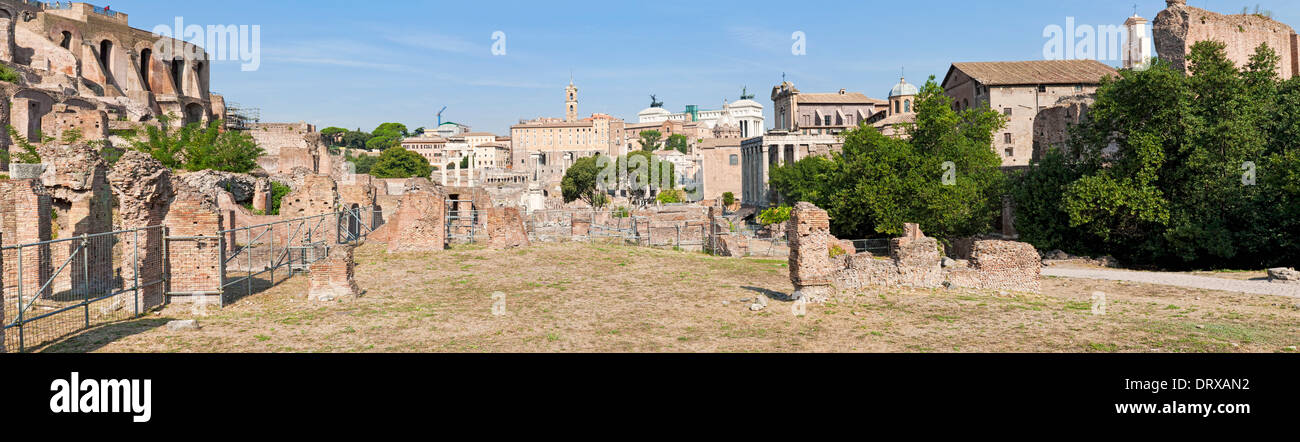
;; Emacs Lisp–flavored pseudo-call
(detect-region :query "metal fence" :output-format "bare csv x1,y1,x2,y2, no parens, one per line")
3,226,164,352
1,207,378,352
522,209,790,256
216,208,378,306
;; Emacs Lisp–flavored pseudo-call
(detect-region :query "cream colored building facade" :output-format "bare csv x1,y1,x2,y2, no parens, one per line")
941,60,1116,166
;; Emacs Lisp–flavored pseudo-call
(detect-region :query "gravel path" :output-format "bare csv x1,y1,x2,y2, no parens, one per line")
1043,268,1300,298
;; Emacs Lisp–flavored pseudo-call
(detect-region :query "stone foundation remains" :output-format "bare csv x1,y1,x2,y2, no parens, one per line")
786,202,1042,300
486,207,529,249
308,244,360,301
371,185,447,253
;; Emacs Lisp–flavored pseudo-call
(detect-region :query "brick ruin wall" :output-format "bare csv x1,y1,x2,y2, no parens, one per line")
371,187,447,253
280,174,339,219
308,244,359,301
163,183,224,302
244,123,316,157
787,203,1042,299
108,151,171,308
0,179,52,300
38,142,113,299
1155,2,1299,79
486,207,529,250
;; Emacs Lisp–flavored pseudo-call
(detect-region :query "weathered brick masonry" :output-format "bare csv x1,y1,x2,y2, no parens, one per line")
787,203,1041,299
486,207,530,249
308,244,359,301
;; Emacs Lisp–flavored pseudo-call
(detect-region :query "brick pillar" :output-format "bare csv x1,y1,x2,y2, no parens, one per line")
251,179,271,213
163,188,223,303
787,202,835,301
486,207,530,249
308,244,359,301
1,179,53,302
109,151,173,310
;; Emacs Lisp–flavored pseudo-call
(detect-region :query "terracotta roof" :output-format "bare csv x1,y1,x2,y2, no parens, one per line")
795,92,886,105
946,60,1117,86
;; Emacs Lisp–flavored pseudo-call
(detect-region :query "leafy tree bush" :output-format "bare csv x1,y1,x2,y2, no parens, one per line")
655,188,686,204
637,130,662,151
562,154,609,208
758,205,791,226
5,125,45,164
722,192,736,207
769,76,1006,239
369,147,432,179
269,182,292,215
128,114,264,173
0,64,20,83
344,150,379,174
666,134,689,153
1013,41,1300,269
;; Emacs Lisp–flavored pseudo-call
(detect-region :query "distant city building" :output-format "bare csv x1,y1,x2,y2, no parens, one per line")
941,60,1116,166
400,135,449,166
770,82,887,135
695,138,743,203
871,76,920,138
510,80,626,190
632,91,765,146
431,122,471,139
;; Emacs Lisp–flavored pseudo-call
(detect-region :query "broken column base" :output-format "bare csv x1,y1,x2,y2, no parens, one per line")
793,284,835,304
308,245,360,301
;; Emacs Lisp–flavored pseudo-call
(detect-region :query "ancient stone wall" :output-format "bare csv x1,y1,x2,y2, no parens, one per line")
1032,95,1093,162
786,203,1042,298
38,142,112,298
1155,1,1299,78
243,122,315,157
486,207,529,249
371,187,446,253
162,182,223,301
107,151,170,308
308,244,359,301
280,174,338,219
0,178,52,300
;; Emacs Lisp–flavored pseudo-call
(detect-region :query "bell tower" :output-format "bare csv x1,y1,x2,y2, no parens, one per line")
565,80,578,122
1124,13,1152,70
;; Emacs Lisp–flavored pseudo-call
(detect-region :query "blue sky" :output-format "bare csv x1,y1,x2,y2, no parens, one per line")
108,0,1300,135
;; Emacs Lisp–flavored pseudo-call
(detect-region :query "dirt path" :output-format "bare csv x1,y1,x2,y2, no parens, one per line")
1043,268,1300,298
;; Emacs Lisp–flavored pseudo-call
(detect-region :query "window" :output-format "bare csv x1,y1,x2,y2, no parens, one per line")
824,116,832,126
904,100,911,113
1037,85,1047,93
1005,147,1014,157
729,154,739,166
1074,84,1084,92
1003,108,1012,116
1004,133,1012,144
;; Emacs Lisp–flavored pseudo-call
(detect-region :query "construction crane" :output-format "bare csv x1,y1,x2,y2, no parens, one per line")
437,106,447,126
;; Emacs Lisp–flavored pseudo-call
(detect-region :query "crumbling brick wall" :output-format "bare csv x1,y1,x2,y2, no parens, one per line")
163,182,224,302
280,174,338,219
108,151,171,309
786,202,1042,298
372,188,447,253
308,244,359,301
1,178,53,300
1155,1,1299,78
38,141,112,299
486,207,529,249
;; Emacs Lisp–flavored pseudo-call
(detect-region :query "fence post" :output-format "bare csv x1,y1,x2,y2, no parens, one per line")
269,225,275,288
82,235,90,329
16,237,23,352
163,227,171,302
246,228,252,300
133,229,140,316
218,230,227,308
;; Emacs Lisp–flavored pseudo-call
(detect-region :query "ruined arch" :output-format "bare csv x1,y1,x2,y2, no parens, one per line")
183,102,205,126
170,58,185,94
13,89,55,142
139,47,152,92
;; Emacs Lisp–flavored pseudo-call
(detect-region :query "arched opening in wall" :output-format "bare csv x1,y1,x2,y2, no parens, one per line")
16,90,54,142
183,102,205,126
139,48,152,92
348,203,361,240
0,10,14,61
99,40,114,82
59,31,71,49
372,205,384,230
170,59,184,94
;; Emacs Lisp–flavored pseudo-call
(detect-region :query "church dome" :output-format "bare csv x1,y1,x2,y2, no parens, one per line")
889,77,919,98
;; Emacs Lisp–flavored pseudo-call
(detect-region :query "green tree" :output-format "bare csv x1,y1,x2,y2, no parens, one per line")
344,150,380,174
665,134,689,153
769,76,1005,239
637,130,662,151
129,114,264,173
369,147,432,179
721,192,736,207
1014,41,1300,268
562,154,609,208
342,130,373,150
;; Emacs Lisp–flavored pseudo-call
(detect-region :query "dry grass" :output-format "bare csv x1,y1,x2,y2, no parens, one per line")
36,242,1300,353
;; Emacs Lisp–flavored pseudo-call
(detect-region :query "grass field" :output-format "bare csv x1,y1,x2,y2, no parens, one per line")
37,242,1300,353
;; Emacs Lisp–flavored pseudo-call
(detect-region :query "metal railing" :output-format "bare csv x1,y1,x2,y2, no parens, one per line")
3,226,164,352
216,208,377,306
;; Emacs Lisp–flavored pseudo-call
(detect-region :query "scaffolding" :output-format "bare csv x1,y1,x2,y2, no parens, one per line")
222,99,261,131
